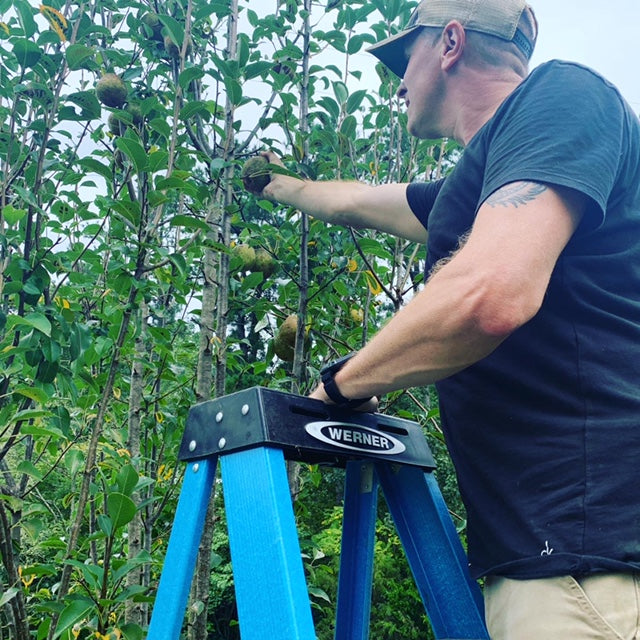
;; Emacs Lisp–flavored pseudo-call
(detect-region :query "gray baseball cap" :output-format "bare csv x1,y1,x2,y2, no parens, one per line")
367,0,536,78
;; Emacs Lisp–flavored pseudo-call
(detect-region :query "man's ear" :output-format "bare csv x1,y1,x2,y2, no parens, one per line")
441,20,466,70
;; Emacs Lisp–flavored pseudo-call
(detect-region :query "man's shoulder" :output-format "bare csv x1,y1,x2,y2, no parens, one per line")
526,59,618,95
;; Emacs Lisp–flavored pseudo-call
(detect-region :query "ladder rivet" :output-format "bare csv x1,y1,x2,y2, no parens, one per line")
192,463,199,473
241,404,250,416
188,440,197,451
215,411,224,423
218,437,226,449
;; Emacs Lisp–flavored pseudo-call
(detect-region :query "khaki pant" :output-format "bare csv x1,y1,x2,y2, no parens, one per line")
484,573,640,639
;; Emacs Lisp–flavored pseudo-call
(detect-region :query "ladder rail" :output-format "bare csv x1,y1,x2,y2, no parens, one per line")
220,446,317,640
147,457,218,640
377,463,488,639
334,461,379,640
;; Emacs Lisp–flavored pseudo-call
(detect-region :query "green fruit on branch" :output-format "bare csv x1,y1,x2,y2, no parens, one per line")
108,104,143,135
126,103,144,126
273,314,298,362
254,248,277,278
273,314,311,362
350,306,364,324
96,73,128,108
141,12,163,41
242,156,271,194
232,244,256,272
108,112,122,135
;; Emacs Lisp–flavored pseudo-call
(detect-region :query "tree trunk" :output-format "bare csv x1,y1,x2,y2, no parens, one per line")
125,301,149,626
189,0,239,635
287,0,313,495
188,203,222,640
0,501,28,640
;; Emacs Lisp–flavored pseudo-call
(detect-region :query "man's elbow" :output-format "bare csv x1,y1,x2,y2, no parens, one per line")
473,287,543,339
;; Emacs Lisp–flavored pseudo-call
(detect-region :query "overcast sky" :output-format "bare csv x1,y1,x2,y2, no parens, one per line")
525,0,639,111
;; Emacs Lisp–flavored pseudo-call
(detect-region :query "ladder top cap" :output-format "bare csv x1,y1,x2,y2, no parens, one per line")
179,386,436,470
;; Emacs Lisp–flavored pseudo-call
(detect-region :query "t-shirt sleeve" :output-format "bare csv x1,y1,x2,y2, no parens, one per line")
480,62,628,231
406,179,446,230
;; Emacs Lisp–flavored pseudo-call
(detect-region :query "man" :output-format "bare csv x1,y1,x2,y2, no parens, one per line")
255,0,640,637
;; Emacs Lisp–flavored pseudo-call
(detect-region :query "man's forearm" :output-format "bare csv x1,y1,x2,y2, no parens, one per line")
265,176,368,227
314,266,511,403
265,177,426,243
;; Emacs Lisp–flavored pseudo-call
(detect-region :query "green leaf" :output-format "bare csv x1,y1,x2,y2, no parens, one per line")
179,101,211,122
65,560,103,591
97,514,112,537
116,464,139,497
308,585,331,603
155,176,198,197
65,44,96,71
170,215,210,232
346,89,368,114
332,80,348,106
240,271,264,291
147,150,169,174
169,253,188,277
178,67,205,90
375,109,390,128
316,96,340,121
1,204,27,226
13,0,37,38
333,280,350,297
0,587,19,608
66,91,102,120
64,449,84,476
78,157,112,182
111,550,151,584
115,138,148,173
238,34,250,68
224,77,243,106
53,597,95,639
157,14,185,48
120,622,144,640
340,114,357,138
347,34,365,55
147,190,169,208
106,492,136,530
356,237,394,260
12,39,42,68
244,61,272,80
16,460,43,481
148,117,172,140
12,386,50,404
19,421,60,439
6,312,52,337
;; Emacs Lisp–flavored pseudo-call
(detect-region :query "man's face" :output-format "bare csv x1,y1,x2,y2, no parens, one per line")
397,29,448,140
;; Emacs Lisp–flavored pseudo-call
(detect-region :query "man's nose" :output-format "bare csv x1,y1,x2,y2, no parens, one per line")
396,81,407,100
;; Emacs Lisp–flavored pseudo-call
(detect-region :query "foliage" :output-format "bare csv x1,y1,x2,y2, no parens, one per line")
0,0,463,638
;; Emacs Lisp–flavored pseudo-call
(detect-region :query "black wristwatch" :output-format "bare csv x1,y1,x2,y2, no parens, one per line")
320,353,372,409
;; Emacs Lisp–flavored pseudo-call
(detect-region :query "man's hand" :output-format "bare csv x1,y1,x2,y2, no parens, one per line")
258,151,289,201
309,383,379,413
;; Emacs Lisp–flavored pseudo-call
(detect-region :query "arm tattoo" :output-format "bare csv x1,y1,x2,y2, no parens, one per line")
485,182,548,208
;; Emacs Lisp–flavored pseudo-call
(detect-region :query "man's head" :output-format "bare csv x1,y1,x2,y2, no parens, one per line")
368,0,538,79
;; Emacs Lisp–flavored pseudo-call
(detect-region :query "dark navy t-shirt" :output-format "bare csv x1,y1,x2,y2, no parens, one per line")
407,60,640,579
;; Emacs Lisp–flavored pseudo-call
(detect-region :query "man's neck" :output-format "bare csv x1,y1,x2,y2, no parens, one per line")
451,70,526,146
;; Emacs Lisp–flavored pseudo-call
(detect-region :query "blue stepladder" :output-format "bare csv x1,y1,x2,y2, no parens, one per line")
147,387,489,640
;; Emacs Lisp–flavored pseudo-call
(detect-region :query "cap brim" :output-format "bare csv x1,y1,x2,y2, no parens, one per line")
366,26,422,78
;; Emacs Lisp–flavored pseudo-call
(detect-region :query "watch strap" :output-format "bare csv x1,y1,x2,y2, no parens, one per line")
320,354,372,408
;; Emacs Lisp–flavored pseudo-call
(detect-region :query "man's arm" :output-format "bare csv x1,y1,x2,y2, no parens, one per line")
311,181,587,403
258,152,428,244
